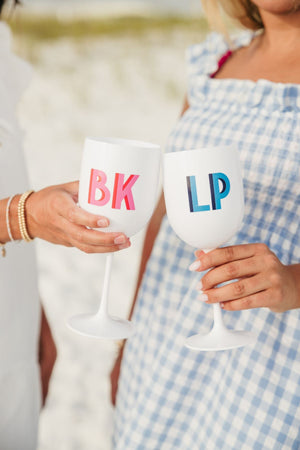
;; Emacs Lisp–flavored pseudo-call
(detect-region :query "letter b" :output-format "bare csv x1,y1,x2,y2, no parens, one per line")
88,169,111,206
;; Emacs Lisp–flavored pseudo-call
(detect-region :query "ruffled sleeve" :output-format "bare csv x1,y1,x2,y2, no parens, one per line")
185,31,260,107
186,32,229,79
185,32,228,105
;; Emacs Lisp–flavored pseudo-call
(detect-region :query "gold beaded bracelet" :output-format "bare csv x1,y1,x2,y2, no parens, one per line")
17,190,35,243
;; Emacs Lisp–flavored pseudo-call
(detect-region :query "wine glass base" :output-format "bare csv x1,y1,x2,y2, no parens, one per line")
67,313,135,340
185,328,256,352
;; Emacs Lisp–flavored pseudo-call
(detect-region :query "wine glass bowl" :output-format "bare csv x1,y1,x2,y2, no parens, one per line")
68,137,161,340
79,137,161,237
164,147,244,249
163,146,256,351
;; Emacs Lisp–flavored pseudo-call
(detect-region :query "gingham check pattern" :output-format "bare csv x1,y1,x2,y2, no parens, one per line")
113,32,300,449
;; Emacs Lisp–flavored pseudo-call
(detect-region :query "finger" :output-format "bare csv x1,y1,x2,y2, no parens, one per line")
65,204,110,229
221,289,272,311
51,186,96,226
199,274,269,304
73,241,131,254
194,250,205,258
39,228,73,247
200,256,264,290
64,221,129,247
193,243,268,271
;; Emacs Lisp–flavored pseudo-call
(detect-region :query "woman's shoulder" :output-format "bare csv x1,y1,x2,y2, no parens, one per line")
187,30,254,77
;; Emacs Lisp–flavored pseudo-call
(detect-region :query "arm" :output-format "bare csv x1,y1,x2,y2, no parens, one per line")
110,97,190,405
39,305,57,406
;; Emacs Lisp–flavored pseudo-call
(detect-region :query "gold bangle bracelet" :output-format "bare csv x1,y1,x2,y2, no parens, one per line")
6,195,16,242
17,190,35,243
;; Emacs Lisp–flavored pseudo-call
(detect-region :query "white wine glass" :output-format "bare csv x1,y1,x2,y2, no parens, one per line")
68,137,161,339
163,147,256,351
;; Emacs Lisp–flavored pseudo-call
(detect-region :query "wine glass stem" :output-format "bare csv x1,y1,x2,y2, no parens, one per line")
96,253,114,319
212,303,226,331
202,249,227,332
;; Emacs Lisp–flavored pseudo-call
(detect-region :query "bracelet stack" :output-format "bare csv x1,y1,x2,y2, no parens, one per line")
1,190,35,257
17,190,35,243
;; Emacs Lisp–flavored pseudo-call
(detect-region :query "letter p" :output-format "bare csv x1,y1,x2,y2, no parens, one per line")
209,172,230,210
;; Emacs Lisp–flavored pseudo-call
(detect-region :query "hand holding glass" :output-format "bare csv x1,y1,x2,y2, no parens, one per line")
68,137,161,339
163,147,256,351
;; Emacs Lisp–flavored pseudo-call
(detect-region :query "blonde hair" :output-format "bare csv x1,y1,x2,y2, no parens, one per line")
202,0,263,32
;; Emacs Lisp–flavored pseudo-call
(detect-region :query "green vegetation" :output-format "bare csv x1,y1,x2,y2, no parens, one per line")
10,14,209,41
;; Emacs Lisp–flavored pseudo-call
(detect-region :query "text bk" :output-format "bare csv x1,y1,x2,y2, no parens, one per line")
88,169,139,210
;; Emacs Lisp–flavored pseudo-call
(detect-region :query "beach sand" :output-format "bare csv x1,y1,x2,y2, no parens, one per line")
16,21,206,449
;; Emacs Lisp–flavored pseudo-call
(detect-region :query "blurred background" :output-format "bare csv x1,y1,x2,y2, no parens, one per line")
9,1,209,448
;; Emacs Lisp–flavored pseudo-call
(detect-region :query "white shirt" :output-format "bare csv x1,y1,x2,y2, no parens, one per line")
0,21,41,450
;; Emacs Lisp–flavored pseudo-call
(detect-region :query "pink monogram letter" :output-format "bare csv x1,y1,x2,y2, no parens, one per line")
88,169,111,206
112,173,139,210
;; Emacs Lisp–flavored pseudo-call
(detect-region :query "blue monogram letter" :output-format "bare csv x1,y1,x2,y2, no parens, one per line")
186,176,210,213
209,172,230,210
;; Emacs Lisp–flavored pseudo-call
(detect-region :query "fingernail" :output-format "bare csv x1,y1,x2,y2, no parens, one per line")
119,242,131,250
198,294,208,302
97,218,109,227
196,280,203,291
114,235,127,245
189,260,201,271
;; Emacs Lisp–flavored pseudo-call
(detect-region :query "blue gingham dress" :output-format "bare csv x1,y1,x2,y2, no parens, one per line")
113,32,300,449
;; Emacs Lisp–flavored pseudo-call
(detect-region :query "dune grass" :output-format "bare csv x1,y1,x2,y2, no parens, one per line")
9,14,209,41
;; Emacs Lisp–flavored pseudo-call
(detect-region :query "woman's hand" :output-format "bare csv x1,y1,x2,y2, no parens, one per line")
25,181,131,253
189,244,300,313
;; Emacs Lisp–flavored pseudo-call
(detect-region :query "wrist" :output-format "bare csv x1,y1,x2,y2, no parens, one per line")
11,191,36,241
9,195,22,241
0,191,37,244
